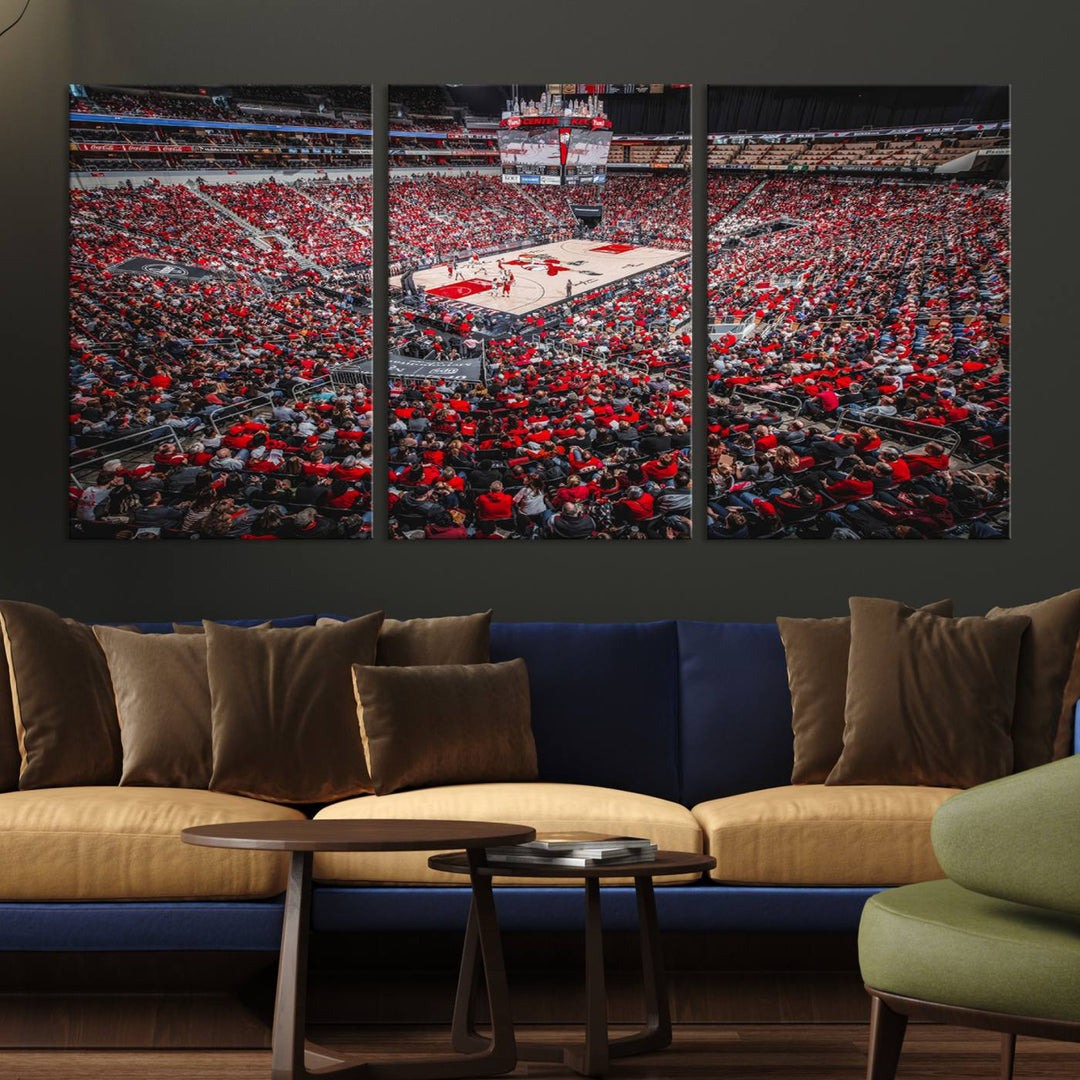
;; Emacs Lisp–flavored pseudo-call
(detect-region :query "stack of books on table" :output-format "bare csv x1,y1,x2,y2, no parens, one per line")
484,833,658,868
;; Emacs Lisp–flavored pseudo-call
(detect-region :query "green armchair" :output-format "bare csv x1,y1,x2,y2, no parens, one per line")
859,755,1080,1080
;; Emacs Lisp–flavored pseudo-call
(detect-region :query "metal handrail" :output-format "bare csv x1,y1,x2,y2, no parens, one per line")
69,425,185,488
830,407,961,457
960,383,1010,406
332,368,372,390
291,376,333,405
728,387,804,417
208,395,275,436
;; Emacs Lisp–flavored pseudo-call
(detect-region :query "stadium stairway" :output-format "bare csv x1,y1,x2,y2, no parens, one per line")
515,184,567,228
184,183,277,253
296,186,372,240
709,176,769,238
186,182,333,279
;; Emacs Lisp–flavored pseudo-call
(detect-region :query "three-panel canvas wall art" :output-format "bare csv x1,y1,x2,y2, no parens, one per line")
68,84,1010,541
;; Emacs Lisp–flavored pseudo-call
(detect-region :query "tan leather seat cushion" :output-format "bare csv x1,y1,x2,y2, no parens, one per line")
314,782,703,886
693,785,959,886
0,787,306,900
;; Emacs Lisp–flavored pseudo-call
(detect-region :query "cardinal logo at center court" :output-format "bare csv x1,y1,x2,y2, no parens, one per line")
145,263,189,278
503,253,572,274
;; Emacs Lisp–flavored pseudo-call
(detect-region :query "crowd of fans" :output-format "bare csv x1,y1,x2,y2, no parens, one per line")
389,173,691,268
72,85,371,127
705,174,1010,539
203,179,372,270
388,173,693,540
69,177,373,540
389,175,564,266
70,86,373,174
69,146,1007,542
72,89,234,122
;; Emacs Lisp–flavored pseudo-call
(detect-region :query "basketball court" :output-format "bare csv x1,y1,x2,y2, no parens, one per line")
393,238,688,316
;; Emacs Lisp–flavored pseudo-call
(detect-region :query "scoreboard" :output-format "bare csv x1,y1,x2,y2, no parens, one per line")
498,115,611,186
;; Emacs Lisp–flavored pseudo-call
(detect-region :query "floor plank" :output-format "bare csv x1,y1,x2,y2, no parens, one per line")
1,1025,1079,1079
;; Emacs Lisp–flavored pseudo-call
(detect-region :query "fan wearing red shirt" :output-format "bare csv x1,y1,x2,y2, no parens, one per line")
902,442,950,478
642,452,680,483
615,487,655,522
474,481,514,536
824,464,875,504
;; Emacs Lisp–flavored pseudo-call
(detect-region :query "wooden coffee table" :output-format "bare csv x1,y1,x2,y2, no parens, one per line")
183,819,535,1080
429,849,716,1078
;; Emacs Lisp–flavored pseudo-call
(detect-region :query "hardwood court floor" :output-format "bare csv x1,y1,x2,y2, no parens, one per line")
3,1025,1080,1079
392,238,687,315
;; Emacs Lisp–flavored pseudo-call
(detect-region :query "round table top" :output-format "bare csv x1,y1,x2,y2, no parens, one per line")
428,849,715,879
181,819,536,853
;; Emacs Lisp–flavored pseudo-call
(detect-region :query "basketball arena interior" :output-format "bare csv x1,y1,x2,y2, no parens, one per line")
388,84,693,540
67,83,1009,542
705,86,1010,540
69,84,375,539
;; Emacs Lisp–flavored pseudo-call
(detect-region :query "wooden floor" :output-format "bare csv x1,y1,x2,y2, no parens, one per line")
3,1025,1080,1079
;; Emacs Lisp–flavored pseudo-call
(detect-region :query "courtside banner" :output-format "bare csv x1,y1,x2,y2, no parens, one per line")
356,354,484,383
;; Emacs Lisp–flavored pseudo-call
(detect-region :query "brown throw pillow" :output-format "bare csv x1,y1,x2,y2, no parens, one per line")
317,611,492,666
0,601,121,788
987,590,1080,772
827,598,1029,788
1058,642,1080,760
207,614,384,803
172,621,271,634
778,599,954,784
0,647,19,793
351,659,536,796
93,626,212,788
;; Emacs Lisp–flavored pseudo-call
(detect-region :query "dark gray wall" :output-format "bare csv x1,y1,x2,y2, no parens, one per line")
0,0,1073,623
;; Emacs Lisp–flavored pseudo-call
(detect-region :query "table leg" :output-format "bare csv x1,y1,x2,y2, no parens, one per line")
609,876,671,1058
563,877,609,1077
519,876,673,1076
463,851,517,1073
272,850,317,1080
271,849,515,1080
449,898,486,1054
356,851,515,1079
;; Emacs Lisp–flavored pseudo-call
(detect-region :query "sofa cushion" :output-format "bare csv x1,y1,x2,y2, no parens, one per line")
777,600,953,784
0,787,305,901
312,782,702,886
318,612,493,666
677,621,794,806
693,784,958,886
490,621,680,801
352,660,536,795
0,646,18,793
0,600,122,789
92,625,213,789
828,599,1026,788
206,615,384,804
988,589,1080,771
376,612,492,666
1058,641,1080,759
134,615,317,634
859,879,1080,1022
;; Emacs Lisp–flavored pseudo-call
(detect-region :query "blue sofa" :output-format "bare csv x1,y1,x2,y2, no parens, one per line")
3,617,1072,954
